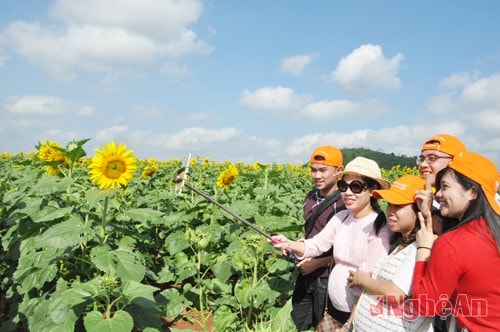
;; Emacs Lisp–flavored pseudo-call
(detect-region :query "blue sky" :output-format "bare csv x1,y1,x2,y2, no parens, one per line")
1,0,499,166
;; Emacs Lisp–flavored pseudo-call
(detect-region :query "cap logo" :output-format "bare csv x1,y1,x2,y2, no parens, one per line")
392,181,408,191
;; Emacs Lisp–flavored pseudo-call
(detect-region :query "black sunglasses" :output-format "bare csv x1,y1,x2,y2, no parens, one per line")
337,180,367,194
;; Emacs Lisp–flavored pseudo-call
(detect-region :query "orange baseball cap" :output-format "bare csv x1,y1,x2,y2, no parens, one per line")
373,175,426,205
421,133,466,156
449,151,500,215
310,145,343,167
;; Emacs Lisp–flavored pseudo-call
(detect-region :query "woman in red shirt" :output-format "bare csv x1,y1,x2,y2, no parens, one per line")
413,151,500,331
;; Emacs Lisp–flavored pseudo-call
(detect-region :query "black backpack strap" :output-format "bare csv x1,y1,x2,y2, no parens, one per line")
304,190,342,238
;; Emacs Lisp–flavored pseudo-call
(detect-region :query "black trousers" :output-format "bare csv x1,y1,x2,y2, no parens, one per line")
291,276,329,331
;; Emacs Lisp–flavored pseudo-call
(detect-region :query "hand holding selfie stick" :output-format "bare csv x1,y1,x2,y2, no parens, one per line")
174,154,299,263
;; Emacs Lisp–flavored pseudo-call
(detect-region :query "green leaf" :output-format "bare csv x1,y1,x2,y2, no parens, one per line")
269,299,296,331
121,280,158,302
211,254,233,282
29,204,73,223
155,288,187,318
86,189,116,207
39,216,92,248
84,310,134,332
172,252,197,282
234,278,252,308
30,296,78,332
90,246,146,282
90,246,113,273
213,305,239,332
126,298,162,330
119,208,164,222
30,175,74,196
14,242,60,293
65,138,91,162
164,230,190,255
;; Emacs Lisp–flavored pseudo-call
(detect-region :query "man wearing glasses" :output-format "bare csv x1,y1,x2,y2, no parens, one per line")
417,133,466,189
416,134,467,235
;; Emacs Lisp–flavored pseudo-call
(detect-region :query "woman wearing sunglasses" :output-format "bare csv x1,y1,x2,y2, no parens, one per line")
270,157,392,325
338,175,433,331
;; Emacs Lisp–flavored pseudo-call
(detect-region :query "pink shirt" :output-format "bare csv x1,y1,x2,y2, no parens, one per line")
301,209,391,312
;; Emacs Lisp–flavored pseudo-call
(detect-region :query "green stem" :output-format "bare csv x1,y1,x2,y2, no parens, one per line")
100,196,109,245
246,259,259,326
197,250,207,331
81,214,89,271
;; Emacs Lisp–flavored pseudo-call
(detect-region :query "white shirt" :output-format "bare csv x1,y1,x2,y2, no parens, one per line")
353,242,433,332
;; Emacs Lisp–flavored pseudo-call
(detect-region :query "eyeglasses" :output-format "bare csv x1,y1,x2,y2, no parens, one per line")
416,154,452,165
337,180,367,194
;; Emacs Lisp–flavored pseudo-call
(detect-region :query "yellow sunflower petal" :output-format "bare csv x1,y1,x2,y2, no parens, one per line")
88,141,137,189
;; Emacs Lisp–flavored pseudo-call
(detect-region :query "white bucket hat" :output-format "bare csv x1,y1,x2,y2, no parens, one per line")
336,156,390,189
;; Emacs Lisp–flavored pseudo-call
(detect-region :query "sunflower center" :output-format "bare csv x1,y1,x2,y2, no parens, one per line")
104,158,126,179
223,175,235,185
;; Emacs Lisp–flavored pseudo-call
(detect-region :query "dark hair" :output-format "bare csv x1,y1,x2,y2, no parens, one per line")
363,175,387,235
436,168,500,253
389,203,420,246
313,155,326,162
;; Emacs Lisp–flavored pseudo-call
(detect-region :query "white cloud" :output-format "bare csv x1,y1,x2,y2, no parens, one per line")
298,99,356,119
287,130,371,157
459,74,500,108
168,127,240,149
131,106,164,120
438,71,475,90
462,109,500,133
44,129,79,142
0,54,8,67
239,86,309,111
95,125,129,141
279,53,317,75
428,73,500,134
78,106,95,117
2,0,212,81
426,93,455,116
161,61,193,77
331,43,404,93
5,95,66,115
184,112,213,123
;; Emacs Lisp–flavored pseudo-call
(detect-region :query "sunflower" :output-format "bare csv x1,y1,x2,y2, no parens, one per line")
88,141,137,189
37,140,61,161
142,165,158,178
37,140,70,175
216,164,239,190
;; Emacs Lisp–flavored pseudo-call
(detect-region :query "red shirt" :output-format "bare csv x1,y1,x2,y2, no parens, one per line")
412,217,500,331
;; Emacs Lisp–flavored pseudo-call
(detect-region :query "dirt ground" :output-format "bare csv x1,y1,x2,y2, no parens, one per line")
163,309,215,331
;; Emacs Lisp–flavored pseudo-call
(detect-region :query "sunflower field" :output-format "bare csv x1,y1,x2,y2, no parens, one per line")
0,139,417,332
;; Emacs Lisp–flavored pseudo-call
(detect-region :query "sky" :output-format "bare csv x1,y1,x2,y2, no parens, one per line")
1,0,500,167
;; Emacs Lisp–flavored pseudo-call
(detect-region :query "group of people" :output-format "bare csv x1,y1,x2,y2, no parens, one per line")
269,134,500,332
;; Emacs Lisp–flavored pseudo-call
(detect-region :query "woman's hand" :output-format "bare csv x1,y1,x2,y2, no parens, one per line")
416,212,437,248
347,269,369,288
268,235,290,255
414,175,434,219
416,212,438,261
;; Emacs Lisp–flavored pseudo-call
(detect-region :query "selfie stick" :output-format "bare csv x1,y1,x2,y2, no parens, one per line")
173,154,298,262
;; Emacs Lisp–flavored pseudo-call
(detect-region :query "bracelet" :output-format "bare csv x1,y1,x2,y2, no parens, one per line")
417,246,432,250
